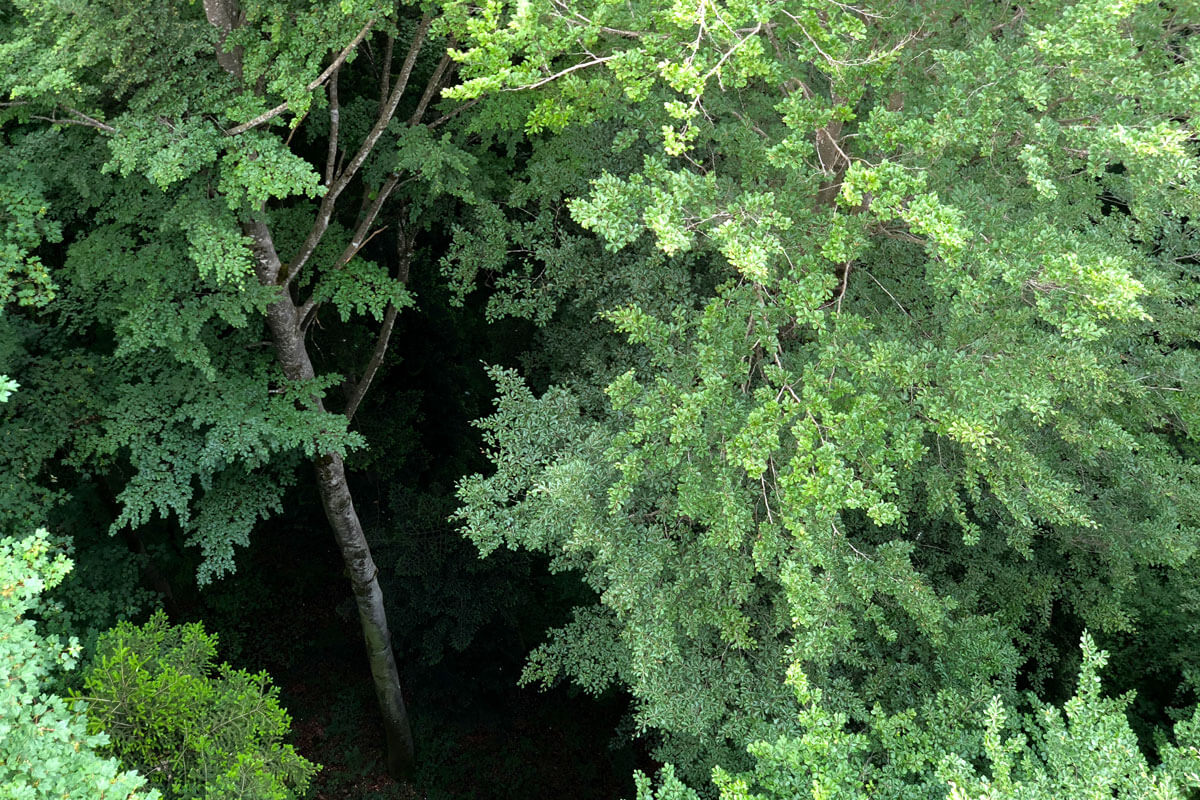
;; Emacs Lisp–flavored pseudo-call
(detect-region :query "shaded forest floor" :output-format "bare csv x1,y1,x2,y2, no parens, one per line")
188,514,648,800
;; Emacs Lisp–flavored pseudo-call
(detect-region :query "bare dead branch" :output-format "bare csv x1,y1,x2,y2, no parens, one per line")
862,267,913,319
506,54,618,91
32,111,117,133
70,108,117,131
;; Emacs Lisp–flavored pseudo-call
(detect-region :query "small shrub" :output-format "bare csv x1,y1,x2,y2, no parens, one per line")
77,610,317,800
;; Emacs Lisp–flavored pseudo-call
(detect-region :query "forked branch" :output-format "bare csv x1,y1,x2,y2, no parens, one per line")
344,222,412,422
285,13,432,289
225,20,375,136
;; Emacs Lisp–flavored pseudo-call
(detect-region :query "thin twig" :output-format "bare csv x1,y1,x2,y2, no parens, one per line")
427,97,479,129
862,268,914,320
33,109,116,132
345,302,399,422
296,171,403,320
507,54,618,91
225,20,374,136
832,519,873,560
548,0,644,38
285,14,432,290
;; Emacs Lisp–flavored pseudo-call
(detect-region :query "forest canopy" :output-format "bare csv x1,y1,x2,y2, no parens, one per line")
2,0,1200,798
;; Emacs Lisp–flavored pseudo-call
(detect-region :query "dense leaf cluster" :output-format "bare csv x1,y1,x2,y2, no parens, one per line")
77,611,317,799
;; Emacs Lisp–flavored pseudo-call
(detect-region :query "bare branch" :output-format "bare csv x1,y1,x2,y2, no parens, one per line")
862,267,913,319
506,54,618,91
225,20,374,136
344,223,412,422
701,22,762,91
324,70,341,186
285,14,432,289
342,172,402,264
296,171,403,320
32,110,117,133
379,34,395,105
728,109,769,138
344,302,399,422
427,97,479,130
408,49,455,126
548,0,644,38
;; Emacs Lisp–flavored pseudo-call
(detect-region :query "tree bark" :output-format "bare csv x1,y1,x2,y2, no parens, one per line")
244,220,416,779
203,0,419,776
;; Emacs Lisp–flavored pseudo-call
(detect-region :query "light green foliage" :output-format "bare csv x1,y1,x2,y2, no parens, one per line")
78,610,317,800
0,530,157,800
636,764,701,800
450,0,1200,787
661,636,1200,800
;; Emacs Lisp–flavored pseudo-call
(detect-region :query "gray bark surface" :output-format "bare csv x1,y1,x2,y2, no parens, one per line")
246,220,416,779
202,2,420,775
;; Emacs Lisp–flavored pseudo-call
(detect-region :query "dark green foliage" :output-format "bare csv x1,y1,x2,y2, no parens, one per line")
78,611,317,800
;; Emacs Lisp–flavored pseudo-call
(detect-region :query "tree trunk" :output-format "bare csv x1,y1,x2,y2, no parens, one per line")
245,220,416,779
314,451,415,779
203,0,418,773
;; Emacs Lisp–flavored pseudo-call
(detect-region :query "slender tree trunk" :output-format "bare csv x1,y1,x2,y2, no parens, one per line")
203,0,418,776
246,220,416,779
313,451,415,779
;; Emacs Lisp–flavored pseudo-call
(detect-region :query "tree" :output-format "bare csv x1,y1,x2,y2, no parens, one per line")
447,0,1200,785
5,0,1200,793
634,636,1200,800
0,0,487,778
0,529,157,800
77,611,317,800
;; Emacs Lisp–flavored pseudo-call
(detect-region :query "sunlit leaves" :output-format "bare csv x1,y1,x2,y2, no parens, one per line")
0,531,157,800
78,611,317,799
452,0,1200,790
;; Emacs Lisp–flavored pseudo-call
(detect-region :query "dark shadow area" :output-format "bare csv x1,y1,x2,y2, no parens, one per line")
192,507,648,800
184,251,653,799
